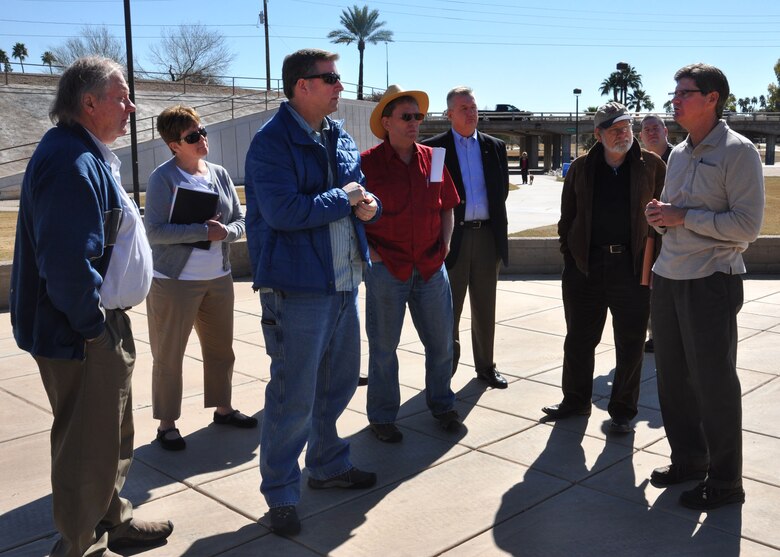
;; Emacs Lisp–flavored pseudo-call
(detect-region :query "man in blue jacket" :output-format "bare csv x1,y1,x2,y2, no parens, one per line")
245,48,381,537
11,57,173,556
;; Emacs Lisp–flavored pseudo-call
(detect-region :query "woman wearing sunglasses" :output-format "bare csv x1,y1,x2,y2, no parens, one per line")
144,105,255,451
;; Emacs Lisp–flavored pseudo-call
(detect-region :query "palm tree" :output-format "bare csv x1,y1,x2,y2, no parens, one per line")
626,89,654,112
328,5,393,100
0,49,11,73
12,42,28,73
41,51,56,74
615,65,642,105
599,74,620,102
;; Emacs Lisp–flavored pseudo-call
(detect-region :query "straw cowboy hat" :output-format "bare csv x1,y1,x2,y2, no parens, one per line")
370,84,429,140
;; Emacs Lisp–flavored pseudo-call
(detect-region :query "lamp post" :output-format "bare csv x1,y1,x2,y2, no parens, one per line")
616,61,629,105
573,88,581,158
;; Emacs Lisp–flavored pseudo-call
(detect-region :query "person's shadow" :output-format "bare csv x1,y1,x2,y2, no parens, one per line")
489,359,743,556
179,374,492,555
0,410,263,557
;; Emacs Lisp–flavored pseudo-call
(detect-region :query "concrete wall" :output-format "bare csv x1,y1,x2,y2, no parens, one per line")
3,236,780,311
0,98,378,196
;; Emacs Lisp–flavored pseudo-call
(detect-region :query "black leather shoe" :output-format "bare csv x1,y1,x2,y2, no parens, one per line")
609,416,633,434
476,367,508,389
156,427,186,451
679,482,745,510
108,519,173,549
650,464,707,486
541,403,591,419
213,409,258,428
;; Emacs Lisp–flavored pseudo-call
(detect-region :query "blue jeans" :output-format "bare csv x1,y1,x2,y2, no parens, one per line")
259,289,360,508
365,262,456,424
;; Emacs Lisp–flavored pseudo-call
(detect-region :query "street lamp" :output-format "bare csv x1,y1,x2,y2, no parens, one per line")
573,88,581,158
616,61,629,105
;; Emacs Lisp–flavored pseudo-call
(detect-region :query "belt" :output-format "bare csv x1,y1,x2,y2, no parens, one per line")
598,244,628,254
461,220,490,229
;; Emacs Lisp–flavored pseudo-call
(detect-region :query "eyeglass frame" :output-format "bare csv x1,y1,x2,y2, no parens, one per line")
301,72,341,85
179,127,207,144
668,89,704,100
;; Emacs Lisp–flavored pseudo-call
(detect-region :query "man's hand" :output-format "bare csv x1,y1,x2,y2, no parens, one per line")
353,192,378,222
343,181,368,206
645,198,687,228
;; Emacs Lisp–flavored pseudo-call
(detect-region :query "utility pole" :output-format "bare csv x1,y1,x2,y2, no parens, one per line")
123,0,140,207
260,0,271,90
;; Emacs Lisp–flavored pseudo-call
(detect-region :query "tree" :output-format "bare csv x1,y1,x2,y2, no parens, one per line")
41,51,57,74
599,65,642,105
50,25,126,68
767,59,780,111
12,42,28,73
0,49,11,73
147,23,234,84
599,74,620,102
626,88,654,112
328,5,394,100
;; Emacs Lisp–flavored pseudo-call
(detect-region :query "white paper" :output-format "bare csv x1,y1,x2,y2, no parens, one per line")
430,147,446,182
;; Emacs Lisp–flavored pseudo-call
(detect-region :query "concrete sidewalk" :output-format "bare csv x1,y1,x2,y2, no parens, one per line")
1,276,779,556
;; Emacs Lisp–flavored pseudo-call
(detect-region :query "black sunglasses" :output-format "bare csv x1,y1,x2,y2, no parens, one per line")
302,72,341,85
179,127,207,144
399,113,425,122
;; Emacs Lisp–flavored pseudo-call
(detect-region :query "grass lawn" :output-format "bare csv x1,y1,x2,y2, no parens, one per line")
1,180,778,261
511,176,780,238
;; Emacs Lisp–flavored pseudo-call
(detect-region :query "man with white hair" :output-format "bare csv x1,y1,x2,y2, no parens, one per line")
542,102,665,434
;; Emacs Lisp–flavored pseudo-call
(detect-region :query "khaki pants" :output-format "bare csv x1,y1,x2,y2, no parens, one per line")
147,273,235,421
35,309,135,557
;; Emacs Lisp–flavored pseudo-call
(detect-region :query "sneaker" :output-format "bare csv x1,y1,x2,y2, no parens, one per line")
434,410,462,432
370,423,403,443
266,505,301,536
308,467,377,490
679,482,745,510
609,417,633,434
650,464,707,487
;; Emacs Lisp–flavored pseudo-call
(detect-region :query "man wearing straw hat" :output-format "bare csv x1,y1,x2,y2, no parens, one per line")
361,85,462,443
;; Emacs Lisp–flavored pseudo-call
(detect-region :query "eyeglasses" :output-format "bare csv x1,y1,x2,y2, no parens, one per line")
179,127,207,144
669,89,703,100
302,72,341,85
399,113,425,122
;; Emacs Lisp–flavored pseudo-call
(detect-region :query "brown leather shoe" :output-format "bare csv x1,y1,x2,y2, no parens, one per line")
108,519,173,550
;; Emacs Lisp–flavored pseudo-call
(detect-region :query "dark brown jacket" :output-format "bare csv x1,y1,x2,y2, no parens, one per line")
558,140,666,276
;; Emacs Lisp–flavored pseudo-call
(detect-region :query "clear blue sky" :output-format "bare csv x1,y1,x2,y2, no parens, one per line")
3,0,779,113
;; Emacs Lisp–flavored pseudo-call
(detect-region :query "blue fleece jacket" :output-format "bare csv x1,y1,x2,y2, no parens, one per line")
244,102,379,294
11,124,122,360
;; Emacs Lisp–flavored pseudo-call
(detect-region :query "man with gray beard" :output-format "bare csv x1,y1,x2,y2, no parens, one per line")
542,102,665,434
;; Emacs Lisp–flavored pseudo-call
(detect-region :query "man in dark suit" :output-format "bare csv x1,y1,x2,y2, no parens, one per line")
422,86,509,389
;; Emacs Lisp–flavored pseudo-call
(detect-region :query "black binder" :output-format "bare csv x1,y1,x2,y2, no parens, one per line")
169,185,219,250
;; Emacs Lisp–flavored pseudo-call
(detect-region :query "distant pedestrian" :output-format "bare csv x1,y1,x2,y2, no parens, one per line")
520,151,530,184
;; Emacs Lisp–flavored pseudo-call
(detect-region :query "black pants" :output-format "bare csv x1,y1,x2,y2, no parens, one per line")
561,250,649,419
652,272,743,489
